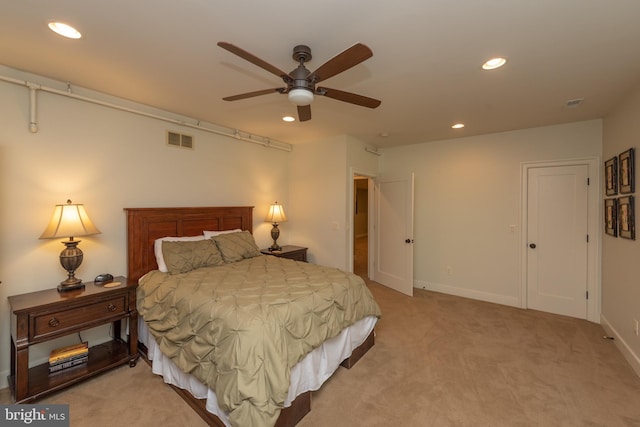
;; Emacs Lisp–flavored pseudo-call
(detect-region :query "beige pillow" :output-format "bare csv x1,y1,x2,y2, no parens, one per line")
203,229,242,239
161,239,225,274
154,235,205,272
212,231,262,263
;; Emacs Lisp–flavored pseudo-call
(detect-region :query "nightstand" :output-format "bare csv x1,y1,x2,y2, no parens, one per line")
261,245,308,262
8,276,139,403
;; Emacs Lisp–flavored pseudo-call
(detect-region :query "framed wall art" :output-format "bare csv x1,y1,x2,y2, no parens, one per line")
619,148,635,194
618,195,635,240
605,156,618,196
605,198,618,237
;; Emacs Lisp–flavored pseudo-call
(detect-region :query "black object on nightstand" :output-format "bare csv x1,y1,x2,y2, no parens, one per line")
261,245,308,262
7,276,139,403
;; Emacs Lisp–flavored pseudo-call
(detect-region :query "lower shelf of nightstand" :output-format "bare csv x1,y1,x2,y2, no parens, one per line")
10,340,136,403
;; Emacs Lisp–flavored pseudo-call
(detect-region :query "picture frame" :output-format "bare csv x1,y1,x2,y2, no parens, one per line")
619,148,635,194
618,195,635,240
604,156,618,196
605,198,618,237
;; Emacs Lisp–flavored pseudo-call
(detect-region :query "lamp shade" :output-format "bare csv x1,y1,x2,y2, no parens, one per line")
288,88,314,106
265,202,288,224
40,200,101,239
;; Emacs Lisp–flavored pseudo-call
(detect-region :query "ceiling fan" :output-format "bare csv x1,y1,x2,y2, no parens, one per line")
218,41,381,122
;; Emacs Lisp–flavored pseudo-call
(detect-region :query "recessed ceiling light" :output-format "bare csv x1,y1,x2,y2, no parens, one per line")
379,132,389,137
282,116,295,122
482,57,506,70
48,22,82,39
451,123,465,129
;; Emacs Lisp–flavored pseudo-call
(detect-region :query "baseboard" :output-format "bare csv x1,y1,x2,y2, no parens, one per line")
0,369,7,390
601,314,640,378
415,280,520,308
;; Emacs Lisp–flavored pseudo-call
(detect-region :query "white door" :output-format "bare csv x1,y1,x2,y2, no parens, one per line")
526,165,589,319
374,173,414,296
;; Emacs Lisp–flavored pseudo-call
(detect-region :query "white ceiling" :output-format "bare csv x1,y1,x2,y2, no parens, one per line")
2,0,640,148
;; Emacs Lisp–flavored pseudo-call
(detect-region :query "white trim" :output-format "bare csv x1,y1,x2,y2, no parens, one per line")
601,314,640,377
415,280,520,308
520,157,601,323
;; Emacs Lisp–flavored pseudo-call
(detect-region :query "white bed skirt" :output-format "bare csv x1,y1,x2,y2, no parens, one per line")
138,316,377,427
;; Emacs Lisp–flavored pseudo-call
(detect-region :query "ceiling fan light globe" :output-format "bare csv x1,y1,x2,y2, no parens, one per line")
288,88,314,106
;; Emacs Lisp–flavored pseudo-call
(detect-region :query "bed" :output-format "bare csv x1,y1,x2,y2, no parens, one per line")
125,206,381,427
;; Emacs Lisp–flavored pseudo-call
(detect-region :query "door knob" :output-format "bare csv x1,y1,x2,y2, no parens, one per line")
529,243,536,249
405,238,414,243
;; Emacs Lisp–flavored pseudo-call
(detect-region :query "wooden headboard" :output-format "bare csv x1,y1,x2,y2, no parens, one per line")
125,206,254,282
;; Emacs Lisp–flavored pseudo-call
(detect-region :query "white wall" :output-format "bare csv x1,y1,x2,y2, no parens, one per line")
379,120,602,307
0,73,291,387
288,135,378,270
288,135,348,268
602,82,640,375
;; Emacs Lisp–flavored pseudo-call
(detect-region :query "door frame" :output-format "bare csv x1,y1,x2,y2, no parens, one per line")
348,167,376,276
520,157,601,322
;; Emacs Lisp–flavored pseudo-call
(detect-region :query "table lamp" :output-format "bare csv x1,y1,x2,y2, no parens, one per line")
40,199,101,291
265,202,287,251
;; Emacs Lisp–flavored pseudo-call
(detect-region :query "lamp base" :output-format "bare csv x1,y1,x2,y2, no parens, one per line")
58,239,85,292
57,281,86,292
270,223,281,252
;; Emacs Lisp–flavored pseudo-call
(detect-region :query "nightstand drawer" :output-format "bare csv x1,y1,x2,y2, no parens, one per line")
282,250,307,262
260,245,308,262
32,295,127,340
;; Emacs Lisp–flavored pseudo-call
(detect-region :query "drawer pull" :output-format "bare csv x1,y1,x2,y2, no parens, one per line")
48,317,60,328
107,303,117,312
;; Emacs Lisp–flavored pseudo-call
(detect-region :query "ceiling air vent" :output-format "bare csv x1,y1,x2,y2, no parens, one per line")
564,98,584,109
166,131,194,149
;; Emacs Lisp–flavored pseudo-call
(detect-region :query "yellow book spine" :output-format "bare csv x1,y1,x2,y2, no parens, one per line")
50,342,87,356
49,343,89,363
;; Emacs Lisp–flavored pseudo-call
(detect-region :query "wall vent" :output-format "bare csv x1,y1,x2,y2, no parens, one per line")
166,131,194,149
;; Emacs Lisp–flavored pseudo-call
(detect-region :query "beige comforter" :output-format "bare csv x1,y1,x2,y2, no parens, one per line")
137,255,381,427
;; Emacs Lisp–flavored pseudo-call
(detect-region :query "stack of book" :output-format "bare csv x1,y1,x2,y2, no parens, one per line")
48,342,89,374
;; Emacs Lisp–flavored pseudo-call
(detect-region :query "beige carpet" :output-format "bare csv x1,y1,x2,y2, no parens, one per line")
3,243,640,426
0,361,207,427
302,283,640,427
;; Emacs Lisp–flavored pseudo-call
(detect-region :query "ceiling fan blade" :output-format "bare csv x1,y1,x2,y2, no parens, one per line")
298,105,311,122
318,87,381,108
308,43,373,83
218,42,291,81
222,88,283,101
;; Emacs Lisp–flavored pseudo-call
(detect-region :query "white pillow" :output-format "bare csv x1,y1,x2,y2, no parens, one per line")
154,235,205,273
203,229,242,239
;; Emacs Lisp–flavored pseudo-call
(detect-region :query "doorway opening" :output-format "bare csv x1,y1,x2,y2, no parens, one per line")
353,177,370,278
